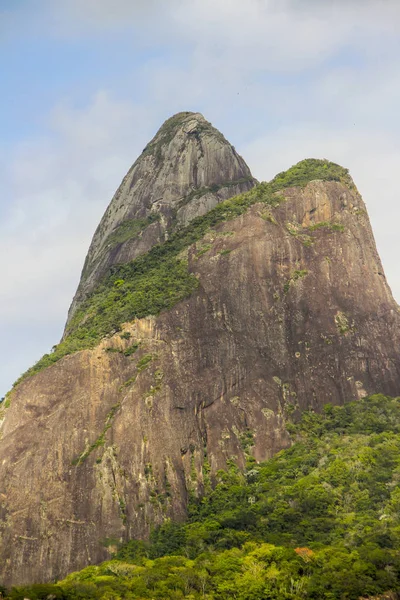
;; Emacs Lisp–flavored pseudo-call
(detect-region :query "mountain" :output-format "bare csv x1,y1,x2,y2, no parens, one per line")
0,113,399,587
66,111,256,326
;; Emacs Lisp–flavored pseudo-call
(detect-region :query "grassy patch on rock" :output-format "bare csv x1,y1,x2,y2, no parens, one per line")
270,158,354,191
284,269,309,294
104,214,160,248
308,221,345,233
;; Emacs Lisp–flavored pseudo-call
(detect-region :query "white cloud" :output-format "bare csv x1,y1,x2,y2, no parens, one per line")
50,0,400,71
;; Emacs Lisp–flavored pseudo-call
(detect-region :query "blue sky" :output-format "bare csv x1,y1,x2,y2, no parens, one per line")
1,0,400,395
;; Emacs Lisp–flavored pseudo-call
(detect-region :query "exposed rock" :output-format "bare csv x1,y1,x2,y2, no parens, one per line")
0,116,400,586
66,112,256,327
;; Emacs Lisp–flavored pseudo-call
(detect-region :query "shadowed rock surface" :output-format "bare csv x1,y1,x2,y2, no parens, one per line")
0,116,399,587
66,112,256,327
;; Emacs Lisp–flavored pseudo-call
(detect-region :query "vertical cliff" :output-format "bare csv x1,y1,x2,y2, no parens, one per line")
0,115,399,587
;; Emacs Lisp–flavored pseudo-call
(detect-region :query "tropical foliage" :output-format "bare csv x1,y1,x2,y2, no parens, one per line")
5,395,400,599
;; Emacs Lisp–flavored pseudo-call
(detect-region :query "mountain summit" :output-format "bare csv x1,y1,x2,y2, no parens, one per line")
1,115,400,586
66,112,256,324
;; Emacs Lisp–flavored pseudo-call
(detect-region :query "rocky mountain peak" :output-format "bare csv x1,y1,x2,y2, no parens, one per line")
143,111,217,151
1,115,400,587
66,112,256,325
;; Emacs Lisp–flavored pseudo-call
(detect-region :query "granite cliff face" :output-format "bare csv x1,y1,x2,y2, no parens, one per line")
0,114,400,587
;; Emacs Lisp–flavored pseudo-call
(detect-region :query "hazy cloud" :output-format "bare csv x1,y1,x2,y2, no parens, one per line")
48,0,181,36
0,92,158,390
51,0,400,71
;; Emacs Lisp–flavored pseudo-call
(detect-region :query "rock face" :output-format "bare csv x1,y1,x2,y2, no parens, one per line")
66,112,256,326
1,115,400,587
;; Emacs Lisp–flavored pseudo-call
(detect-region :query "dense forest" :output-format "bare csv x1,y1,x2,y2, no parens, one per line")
5,395,400,599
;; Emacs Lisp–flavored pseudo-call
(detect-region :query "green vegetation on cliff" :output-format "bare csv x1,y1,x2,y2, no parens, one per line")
177,175,255,209
13,159,353,387
13,183,278,386
5,395,400,599
270,158,354,191
103,214,161,250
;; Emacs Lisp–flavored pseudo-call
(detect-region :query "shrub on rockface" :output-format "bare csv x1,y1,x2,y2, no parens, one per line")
270,158,354,191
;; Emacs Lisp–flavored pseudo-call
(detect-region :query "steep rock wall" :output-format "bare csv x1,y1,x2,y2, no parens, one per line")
1,179,399,586
66,112,256,326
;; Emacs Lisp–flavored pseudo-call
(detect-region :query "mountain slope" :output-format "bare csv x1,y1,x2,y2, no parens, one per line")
0,114,399,587
5,396,400,599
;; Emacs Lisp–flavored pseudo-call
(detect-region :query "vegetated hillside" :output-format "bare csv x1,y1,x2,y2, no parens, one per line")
5,395,400,599
11,158,354,386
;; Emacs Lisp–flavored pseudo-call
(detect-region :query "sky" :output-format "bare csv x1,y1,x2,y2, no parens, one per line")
1,0,400,396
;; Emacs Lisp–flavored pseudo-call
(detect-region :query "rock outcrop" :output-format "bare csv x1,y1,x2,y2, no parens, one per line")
0,115,399,587
66,112,256,326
